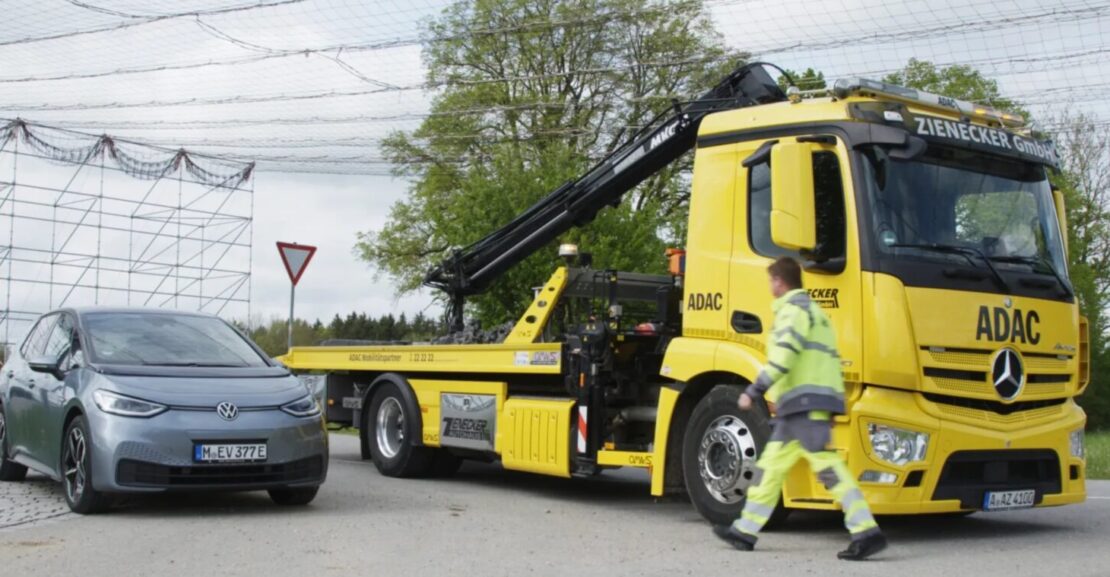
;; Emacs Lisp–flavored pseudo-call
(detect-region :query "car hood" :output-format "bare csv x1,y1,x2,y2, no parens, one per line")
95,372,308,408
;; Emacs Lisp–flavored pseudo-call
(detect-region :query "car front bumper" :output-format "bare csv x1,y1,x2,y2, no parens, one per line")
86,405,328,493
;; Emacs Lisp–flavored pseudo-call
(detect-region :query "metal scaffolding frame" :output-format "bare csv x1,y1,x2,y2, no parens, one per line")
0,119,255,348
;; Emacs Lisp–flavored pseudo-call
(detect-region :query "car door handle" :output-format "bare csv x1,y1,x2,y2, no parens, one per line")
27,380,35,389
5,370,12,378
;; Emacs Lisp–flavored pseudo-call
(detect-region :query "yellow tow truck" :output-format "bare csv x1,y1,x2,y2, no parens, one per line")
284,63,1088,524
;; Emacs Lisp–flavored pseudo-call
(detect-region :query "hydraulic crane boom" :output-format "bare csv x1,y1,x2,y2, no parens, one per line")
424,62,788,330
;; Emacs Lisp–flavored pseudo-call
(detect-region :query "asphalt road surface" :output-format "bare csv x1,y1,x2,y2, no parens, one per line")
2,433,1109,577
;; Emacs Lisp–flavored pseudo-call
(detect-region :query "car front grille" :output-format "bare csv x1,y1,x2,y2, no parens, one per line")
932,449,1061,509
117,456,324,488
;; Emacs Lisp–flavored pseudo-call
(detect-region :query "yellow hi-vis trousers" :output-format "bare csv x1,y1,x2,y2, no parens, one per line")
731,440,880,542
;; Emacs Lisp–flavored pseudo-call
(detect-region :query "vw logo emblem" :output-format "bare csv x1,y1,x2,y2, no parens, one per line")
990,348,1025,401
216,401,239,421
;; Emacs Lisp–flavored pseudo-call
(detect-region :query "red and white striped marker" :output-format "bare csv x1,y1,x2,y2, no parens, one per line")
577,406,588,453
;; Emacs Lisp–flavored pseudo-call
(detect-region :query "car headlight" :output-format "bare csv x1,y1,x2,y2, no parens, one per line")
92,390,167,418
867,423,929,466
281,394,320,418
1070,428,1085,460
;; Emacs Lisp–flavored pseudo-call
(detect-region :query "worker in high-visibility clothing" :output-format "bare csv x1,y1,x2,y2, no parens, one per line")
712,257,888,561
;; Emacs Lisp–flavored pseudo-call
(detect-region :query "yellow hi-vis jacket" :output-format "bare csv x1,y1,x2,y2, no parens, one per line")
746,288,845,416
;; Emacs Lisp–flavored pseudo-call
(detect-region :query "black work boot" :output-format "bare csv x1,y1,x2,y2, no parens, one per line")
712,525,756,551
837,532,887,561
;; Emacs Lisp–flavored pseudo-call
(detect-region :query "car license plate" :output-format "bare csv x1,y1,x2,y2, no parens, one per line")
194,443,267,463
983,489,1036,511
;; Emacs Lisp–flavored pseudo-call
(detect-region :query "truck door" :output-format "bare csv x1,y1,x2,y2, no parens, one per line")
729,136,864,391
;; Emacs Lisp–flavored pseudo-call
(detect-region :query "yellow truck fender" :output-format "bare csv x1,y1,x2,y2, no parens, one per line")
651,338,764,495
712,340,765,385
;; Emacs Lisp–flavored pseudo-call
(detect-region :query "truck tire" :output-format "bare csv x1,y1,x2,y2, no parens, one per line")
366,381,434,477
0,404,28,482
682,384,787,527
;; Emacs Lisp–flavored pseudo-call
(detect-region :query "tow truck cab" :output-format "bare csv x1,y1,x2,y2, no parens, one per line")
669,79,1086,514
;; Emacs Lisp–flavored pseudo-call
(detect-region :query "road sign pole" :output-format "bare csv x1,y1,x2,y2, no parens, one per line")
288,282,295,352
276,241,318,355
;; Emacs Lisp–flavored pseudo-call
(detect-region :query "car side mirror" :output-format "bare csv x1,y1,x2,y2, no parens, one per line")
770,141,817,251
28,355,63,379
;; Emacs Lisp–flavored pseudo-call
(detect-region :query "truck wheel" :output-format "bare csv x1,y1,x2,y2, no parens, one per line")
0,404,28,482
366,381,434,477
682,385,786,527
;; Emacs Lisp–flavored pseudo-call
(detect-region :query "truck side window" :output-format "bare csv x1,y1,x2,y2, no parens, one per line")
748,150,846,262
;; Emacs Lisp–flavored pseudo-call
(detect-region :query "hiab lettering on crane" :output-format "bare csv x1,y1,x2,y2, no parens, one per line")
975,306,1041,344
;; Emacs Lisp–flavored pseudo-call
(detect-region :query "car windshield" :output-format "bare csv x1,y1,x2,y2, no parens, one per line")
860,144,1069,282
82,312,268,367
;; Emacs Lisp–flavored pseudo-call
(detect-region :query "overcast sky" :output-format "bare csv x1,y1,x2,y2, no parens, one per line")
0,0,1106,340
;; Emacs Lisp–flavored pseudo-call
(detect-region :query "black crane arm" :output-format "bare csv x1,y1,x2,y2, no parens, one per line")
424,62,788,330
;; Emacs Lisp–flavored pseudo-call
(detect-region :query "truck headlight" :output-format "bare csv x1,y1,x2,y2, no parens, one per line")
1070,428,1085,460
867,423,929,466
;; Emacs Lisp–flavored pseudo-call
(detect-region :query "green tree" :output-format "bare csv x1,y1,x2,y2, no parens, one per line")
357,0,742,325
246,317,330,357
882,58,1024,115
779,67,826,91
1051,111,1110,428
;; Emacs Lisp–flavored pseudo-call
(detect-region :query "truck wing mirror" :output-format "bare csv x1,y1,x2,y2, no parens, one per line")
769,141,817,251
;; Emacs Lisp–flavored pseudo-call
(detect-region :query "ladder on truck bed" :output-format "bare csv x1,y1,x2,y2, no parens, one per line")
423,62,788,330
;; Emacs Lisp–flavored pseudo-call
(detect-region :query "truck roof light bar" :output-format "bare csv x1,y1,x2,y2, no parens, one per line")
831,77,1025,129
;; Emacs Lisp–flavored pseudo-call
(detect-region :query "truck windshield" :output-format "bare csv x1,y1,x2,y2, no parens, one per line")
82,312,269,367
859,144,1070,298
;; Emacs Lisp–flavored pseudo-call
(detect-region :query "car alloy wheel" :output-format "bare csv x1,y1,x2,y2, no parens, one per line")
62,426,88,503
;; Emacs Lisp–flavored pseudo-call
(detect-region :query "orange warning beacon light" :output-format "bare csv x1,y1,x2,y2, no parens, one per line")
666,248,686,276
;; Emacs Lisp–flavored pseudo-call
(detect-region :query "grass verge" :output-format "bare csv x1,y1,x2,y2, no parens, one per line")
1088,430,1110,479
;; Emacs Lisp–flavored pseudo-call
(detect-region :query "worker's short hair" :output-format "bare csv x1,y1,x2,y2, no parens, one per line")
767,257,803,289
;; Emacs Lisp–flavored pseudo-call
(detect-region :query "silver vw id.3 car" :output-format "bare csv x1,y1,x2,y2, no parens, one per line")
0,308,328,513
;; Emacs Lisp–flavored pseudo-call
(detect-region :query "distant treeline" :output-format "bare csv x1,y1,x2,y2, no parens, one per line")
238,312,443,357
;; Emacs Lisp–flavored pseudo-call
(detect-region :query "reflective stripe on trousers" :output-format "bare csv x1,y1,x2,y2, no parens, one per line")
731,440,880,540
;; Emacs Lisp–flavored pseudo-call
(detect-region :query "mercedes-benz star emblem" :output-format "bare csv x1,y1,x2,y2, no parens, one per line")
216,401,239,421
990,348,1025,401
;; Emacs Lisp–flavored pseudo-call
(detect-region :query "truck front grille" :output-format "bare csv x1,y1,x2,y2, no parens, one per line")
933,449,1061,509
921,347,1073,398
923,392,1066,423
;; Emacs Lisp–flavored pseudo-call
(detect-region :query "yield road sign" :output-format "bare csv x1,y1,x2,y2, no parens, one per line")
277,242,317,286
